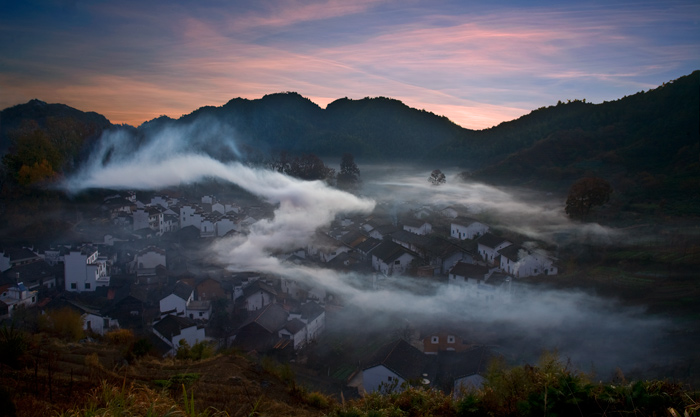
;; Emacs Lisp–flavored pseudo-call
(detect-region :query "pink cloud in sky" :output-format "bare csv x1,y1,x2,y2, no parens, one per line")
1,1,697,130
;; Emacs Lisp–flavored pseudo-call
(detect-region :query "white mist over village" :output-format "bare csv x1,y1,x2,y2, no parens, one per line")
4,119,660,392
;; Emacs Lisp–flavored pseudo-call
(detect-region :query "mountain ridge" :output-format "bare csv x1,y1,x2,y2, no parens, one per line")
1,71,697,213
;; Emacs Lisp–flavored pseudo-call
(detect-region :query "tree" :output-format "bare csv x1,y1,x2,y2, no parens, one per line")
272,152,335,183
336,152,361,191
565,177,612,218
428,169,446,185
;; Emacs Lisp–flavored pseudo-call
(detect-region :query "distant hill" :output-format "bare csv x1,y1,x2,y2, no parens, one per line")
459,71,700,215
1,72,697,213
0,99,112,185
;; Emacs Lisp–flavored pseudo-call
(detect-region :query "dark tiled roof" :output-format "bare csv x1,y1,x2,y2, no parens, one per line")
434,347,495,391
153,315,197,339
364,339,433,382
356,238,381,254
391,230,428,247
497,244,525,262
476,233,510,249
339,230,368,247
371,241,413,263
373,224,399,237
245,303,289,333
299,301,324,322
172,281,194,301
449,262,489,278
283,318,306,334
0,247,40,262
243,280,277,298
2,259,55,283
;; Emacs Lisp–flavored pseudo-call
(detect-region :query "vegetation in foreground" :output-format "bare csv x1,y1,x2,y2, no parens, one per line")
1,325,699,417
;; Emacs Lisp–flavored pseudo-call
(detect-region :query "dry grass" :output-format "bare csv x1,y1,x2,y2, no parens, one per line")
1,336,328,417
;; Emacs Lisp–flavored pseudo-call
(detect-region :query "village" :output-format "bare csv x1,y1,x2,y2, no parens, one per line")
0,187,559,396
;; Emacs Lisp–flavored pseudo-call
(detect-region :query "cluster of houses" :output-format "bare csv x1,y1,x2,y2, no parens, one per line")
0,190,559,396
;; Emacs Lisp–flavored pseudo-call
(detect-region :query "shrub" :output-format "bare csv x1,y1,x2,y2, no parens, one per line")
105,328,134,345
38,308,84,341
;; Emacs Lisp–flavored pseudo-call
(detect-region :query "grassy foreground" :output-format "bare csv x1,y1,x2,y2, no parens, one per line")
1,327,699,417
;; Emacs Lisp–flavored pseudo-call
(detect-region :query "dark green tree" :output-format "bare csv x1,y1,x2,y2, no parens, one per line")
336,152,361,191
565,177,612,218
428,169,446,185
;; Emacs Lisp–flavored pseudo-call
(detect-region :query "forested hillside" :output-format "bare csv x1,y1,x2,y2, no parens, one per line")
1,71,697,214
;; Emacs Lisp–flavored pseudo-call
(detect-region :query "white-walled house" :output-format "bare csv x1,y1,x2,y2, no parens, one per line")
65,300,119,335
133,206,165,235
498,245,558,277
0,247,40,272
476,233,512,266
451,217,489,240
216,214,238,237
288,301,326,344
152,315,206,356
448,262,490,285
402,219,432,235
242,280,277,312
180,204,204,230
0,283,38,318
371,241,416,276
278,319,307,350
362,339,434,393
64,246,110,292
159,281,194,316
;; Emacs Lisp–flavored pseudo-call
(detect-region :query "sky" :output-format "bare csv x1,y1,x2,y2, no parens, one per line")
1,0,698,130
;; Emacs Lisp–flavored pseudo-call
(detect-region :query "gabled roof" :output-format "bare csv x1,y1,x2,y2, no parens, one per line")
497,244,526,262
449,262,489,278
391,230,428,247
338,229,368,247
371,241,415,263
364,339,433,382
243,303,289,333
283,318,306,335
373,224,399,237
172,281,194,301
356,238,381,254
242,280,277,298
476,233,511,249
2,259,55,282
298,301,324,322
434,347,495,391
153,315,197,339
0,247,39,262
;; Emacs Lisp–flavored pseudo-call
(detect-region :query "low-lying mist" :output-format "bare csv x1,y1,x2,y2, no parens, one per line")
62,120,678,379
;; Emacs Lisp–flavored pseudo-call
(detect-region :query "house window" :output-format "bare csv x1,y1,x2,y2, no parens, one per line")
431,336,439,344
387,376,393,381
447,335,455,344
71,283,77,289
394,260,401,265
199,312,204,317
85,283,91,289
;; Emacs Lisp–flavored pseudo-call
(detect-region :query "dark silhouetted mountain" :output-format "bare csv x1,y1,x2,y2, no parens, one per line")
1,71,698,214
0,99,111,154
